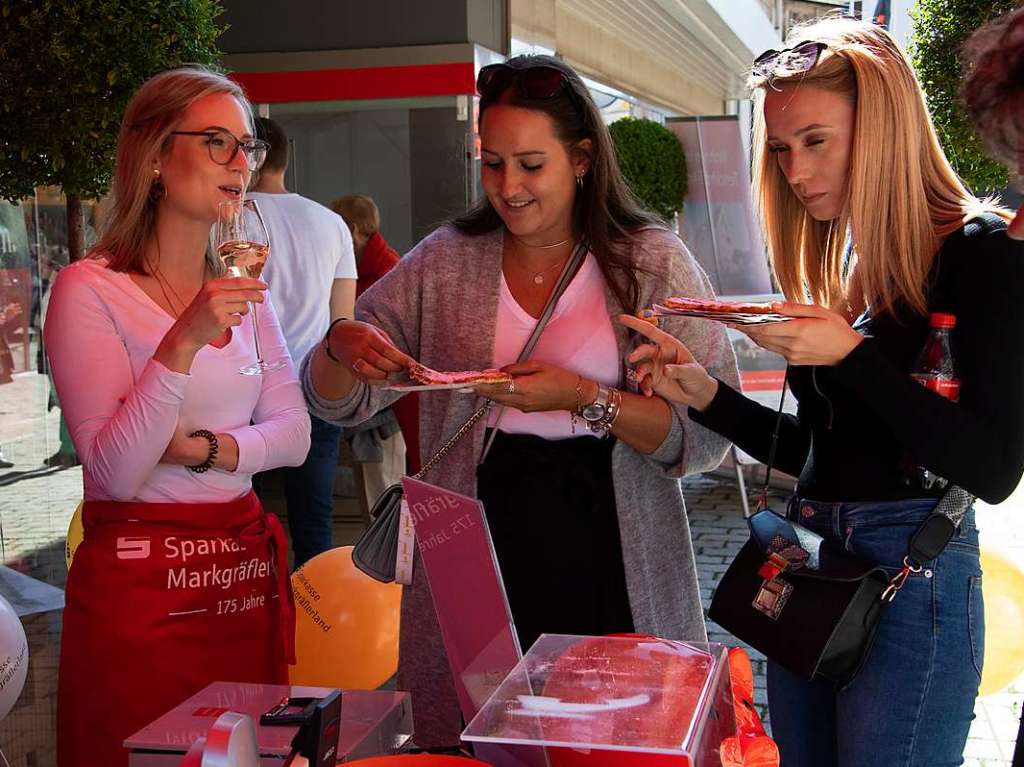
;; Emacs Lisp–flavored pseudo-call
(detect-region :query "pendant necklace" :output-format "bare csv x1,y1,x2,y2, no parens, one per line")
512,235,574,285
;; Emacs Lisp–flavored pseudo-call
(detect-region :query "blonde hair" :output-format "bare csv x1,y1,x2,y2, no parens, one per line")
331,195,380,236
93,65,253,273
750,16,1007,316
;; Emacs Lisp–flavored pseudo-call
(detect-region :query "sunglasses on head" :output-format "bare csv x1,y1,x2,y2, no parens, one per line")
477,62,575,102
752,41,828,79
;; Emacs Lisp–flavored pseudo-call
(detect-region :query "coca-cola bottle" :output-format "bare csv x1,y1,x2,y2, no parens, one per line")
911,312,960,490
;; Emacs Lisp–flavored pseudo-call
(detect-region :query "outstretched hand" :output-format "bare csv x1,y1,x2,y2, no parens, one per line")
618,314,719,410
326,320,416,384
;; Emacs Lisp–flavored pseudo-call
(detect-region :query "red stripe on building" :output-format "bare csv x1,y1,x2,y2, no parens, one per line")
231,62,476,103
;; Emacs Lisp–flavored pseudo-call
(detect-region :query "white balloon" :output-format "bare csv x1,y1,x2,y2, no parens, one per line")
0,594,29,721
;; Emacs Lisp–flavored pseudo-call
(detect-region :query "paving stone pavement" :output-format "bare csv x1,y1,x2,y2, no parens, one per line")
1,370,1022,764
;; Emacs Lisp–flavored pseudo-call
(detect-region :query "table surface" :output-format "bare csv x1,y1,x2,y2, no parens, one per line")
125,682,411,758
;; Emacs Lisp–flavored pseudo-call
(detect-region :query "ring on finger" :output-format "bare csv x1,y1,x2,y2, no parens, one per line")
507,379,515,395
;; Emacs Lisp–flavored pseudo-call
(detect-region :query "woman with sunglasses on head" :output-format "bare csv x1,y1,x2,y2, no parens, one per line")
303,54,738,747
45,66,310,767
621,16,1024,767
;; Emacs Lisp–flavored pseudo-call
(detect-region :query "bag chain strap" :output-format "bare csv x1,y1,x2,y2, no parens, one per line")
413,401,493,481
756,366,791,514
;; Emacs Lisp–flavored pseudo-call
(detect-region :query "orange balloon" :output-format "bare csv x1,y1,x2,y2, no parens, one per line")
66,501,84,568
288,546,401,690
979,547,1024,696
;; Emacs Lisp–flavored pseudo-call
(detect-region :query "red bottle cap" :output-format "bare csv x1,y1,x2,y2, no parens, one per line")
929,312,956,329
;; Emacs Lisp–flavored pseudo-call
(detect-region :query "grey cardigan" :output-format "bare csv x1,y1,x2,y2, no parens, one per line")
301,224,739,747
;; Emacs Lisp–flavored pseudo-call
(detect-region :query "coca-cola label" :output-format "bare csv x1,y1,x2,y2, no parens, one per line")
912,374,961,401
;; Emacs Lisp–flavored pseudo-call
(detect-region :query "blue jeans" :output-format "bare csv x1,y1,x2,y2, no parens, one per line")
767,497,983,767
283,414,341,568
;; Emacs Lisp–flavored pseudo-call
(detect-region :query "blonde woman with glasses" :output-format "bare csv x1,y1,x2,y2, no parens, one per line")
45,66,309,767
622,16,1024,767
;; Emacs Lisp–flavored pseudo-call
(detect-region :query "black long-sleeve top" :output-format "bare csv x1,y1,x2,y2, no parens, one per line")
690,213,1024,505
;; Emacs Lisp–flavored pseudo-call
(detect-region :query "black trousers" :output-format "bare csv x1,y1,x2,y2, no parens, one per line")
476,429,634,652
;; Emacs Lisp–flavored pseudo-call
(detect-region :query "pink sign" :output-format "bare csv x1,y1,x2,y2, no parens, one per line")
402,477,546,767
667,116,773,296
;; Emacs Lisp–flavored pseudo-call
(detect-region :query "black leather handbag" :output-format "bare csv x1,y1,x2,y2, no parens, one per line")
708,369,974,687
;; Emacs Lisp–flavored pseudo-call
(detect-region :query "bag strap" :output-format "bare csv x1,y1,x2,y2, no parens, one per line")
415,240,588,479
479,240,589,463
753,366,791,517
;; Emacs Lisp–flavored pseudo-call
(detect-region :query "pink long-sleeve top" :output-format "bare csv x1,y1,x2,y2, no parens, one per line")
44,258,311,503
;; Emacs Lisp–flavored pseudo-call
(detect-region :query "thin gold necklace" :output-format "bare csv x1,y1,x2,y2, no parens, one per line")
147,240,192,318
512,235,571,250
511,236,576,284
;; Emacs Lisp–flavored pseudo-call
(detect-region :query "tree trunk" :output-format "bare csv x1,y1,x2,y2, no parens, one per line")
66,194,84,262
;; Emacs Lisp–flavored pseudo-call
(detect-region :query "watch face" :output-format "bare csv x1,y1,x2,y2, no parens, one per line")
582,403,606,421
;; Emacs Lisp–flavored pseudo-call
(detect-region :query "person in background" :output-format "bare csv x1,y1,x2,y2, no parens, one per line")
963,3,1024,239
330,194,416,498
623,17,1024,767
962,6,1024,765
45,65,309,767
250,117,357,567
0,300,19,468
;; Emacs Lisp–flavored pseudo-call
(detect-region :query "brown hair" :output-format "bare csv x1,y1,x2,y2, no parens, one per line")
750,16,1006,316
255,116,289,174
450,54,662,313
963,4,1024,172
332,194,380,235
92,65,253,274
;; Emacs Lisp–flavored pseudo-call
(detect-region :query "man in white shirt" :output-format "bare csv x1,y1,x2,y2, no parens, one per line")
250,117,357,567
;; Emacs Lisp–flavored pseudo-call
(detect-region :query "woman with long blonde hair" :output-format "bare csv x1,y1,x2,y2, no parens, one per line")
45,66,310,766
622,16,1024,766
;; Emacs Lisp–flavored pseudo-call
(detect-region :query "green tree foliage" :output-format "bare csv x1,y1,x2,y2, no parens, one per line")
0,0,226,258
909,0,1018,195
609,117,688,221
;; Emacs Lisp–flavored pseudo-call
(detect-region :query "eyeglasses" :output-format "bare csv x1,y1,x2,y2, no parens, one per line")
752,41,828,79
170,130,270,171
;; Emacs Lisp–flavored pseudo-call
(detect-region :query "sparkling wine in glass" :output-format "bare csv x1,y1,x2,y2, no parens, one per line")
215,199,284,375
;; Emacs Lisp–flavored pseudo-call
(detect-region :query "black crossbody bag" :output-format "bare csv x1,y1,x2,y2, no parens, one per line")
708,367,975,687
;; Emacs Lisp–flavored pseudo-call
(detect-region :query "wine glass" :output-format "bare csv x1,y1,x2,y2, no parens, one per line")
215,199,284,376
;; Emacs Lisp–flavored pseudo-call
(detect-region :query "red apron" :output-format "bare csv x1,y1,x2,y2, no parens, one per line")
57,492,295,767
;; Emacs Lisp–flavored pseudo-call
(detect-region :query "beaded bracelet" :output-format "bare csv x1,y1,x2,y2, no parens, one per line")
187,429,218,474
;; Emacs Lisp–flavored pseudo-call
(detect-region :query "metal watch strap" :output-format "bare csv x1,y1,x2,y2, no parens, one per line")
582,384,612,421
